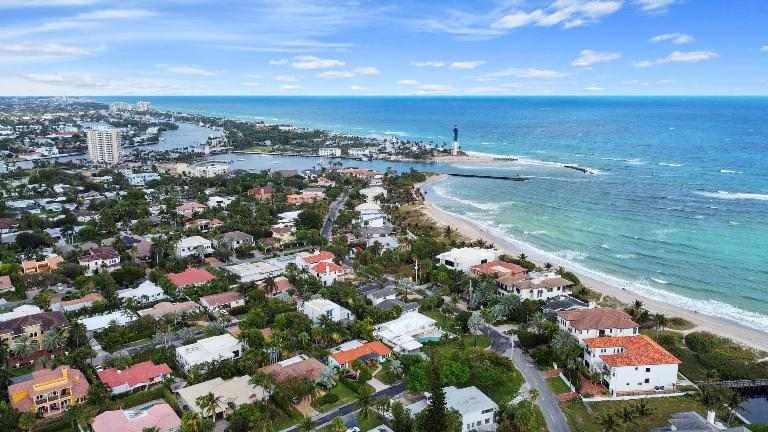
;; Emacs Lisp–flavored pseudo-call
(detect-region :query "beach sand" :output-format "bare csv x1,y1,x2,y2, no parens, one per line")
416,174,768,352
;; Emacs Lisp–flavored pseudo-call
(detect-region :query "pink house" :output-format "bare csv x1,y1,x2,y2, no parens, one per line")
92,403,181,432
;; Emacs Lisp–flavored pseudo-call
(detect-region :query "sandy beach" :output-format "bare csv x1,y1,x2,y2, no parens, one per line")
416,174,768,353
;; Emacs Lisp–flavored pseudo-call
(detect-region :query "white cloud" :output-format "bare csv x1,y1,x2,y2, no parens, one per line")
483,67,567,80
398,80,420,86
268,59,288,65
75,9,156,20
411,61,445,67
450,60,485,70
761,45,768,52
0,42,91,59
658,50,719,63
318,70,355,78
584,85,605,91
349,85,367,91
274,74,298,82
242,82,261,87
157,64,219,77
291,55,345,69
634,60,654,68
17,72,185,95
280,84,300,91
651,33,694,45
635,0,679,12
571,49,621,67
353,66,380,76
416,84,453,94
0,0,99,7
492,1,622,30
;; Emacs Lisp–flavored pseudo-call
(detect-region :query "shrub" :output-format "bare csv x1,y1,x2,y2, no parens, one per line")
317,393,339,405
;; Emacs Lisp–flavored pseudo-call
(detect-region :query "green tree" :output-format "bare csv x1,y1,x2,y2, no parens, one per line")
196,392,223,422
391,400,414,432
417,356,448,432
17,412,36,432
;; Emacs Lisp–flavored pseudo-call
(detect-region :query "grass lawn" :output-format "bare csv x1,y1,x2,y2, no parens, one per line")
313,382,358,413
562,396,710,432
546,376,571,394
355,412,388,431
375,362,400,385
9,364,34,377
272,407,305,430
421,308,456,331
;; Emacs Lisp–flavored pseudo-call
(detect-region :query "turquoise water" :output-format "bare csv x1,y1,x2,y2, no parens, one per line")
99,96,768,331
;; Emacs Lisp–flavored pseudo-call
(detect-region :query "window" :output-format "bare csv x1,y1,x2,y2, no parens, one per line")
481,408,494,414
644,378,650,383
645,368,651,373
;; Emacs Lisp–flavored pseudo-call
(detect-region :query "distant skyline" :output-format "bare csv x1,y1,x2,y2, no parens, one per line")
0,0,767,96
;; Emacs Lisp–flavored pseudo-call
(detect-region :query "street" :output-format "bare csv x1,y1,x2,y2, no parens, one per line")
321,193,348,239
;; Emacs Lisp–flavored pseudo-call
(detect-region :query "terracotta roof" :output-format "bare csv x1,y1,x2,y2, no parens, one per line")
312,261,343,274
584,335,681,367
330,341,391,365
92,403,181,432
98,361,172,390
200,290,243,308
56,293,104,307
472,260,527,276
259,356,326,383
302,251,335,265
138,301,198,318
0,311,68,337
0,218,18,229
558,308,639,330
176,202,207,211
166,268,215,288
273,276,293,293
9,366,89,413
0,275,13,291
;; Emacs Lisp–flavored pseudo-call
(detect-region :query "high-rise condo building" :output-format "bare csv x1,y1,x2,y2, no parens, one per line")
86,128,121,165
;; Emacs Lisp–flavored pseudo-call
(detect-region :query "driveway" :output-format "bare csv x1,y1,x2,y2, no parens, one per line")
483,324,572,432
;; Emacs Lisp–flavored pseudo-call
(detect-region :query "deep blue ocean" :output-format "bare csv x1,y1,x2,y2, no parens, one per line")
99,96,768,331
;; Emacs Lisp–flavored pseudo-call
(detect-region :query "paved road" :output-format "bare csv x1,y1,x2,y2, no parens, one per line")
483,324,572,432
321,193,348,239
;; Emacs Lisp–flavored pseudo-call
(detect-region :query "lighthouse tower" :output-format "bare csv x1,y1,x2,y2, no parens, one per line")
451,125,460,156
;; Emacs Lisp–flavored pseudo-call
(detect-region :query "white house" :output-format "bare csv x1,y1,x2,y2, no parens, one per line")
78,247,121,275
176,334,244,372
199,291,245,313
497,271,573,301
175,236,214,258
558,308,640,344
583,335,681,396
187,161,229,178
406,386,498,432
117,280,168,305
308,261,346,286
318,147,341,157
374,311,444,353
207,196,235,209
436,248,498,272
295,250,335,269
125,172,160,186
176,376,267,419
299,298,354,323
79,310,137,332
359,186,387,202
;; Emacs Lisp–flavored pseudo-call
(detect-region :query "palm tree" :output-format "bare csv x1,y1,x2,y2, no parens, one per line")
619,406,636,425
17,412,36,432
43,328,66,354
298,416,313,432
357,386,374,419
11,335,36,358
596,412,622,432
518,253,527,262
635,398,653,417
726,389,744,424
196,392,223,422
654,313,667,334
330,417,346,432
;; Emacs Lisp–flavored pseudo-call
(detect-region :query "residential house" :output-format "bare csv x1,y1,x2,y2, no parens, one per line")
9,366,89,418
184,218,223,232
270,226,294,244
558,308,639,344
328,340,392,370
299,298,354,323
286,190,325,205
97,361,173,395
359,186,387,202
79,246,121,275
175,376,267,419
497,272,573,300
166,268,216,290
91,403,181,432
0,217,19,234
125,172,160,186
131,239,153,262
117,280,167,305
21,254,64,274
176,334,243,372
138,301,200,319
406,386,498,432
436,248,499,272
207,195,234,209
259,354,327,384
0,305,43,322
309,261,346,286
542,295,591,318
175,236,214,258
295,250,335,269
248,186,273,202
216,231,255,250
651,411,751,432
175,202,207,218
79,310,137,332
318,147,341,157
0,275,14,293
51,293,104,313
584,335,681,396
225,261,283,283
199,291,245,313
470,259,528,279
374,311,443,353
0,311,68,362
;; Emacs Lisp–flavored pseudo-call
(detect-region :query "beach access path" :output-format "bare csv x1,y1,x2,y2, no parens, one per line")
416,174,768,353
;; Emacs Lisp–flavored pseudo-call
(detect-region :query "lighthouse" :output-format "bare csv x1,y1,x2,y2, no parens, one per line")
451,125,460,156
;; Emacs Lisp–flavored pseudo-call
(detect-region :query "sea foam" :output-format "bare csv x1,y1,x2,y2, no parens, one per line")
695,191,768,201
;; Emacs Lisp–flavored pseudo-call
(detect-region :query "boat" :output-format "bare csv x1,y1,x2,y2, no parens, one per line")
237,158,245,161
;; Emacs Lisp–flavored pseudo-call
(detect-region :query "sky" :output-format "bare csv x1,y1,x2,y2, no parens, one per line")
0,0,767,96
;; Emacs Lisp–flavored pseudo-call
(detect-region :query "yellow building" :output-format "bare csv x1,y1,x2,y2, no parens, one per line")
9,366,90,417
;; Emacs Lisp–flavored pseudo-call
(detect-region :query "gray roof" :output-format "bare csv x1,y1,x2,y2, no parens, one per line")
217,231,254,243
366,285,398,300
651,412,751,432
542,295,590,313
406,386,497,418
374,299,419,313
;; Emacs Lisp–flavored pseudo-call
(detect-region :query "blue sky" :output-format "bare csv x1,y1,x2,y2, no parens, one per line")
0,0,766,96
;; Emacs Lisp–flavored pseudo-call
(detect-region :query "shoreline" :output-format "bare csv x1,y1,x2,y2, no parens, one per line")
416,174,768,353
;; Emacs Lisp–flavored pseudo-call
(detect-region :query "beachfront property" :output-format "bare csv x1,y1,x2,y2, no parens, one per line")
78,246,121,275
166,267,216,290
175,201,208,218
8,366,89,417
199,290,245,313
138,301,200,319
175,235,214,258
406,386,498,432
299,298,354,323
117,280,167,305
175,334,243,372
470,259,528,279
21,254,64,274
259,354,328,384
558,308,639,344
79,310,137,332
436,247,499,272
91,403,181,432
356,202,386,228
327,340,392,369
374,311,443,353
497,271,573,300
97,361,172,395
175,375,267,419
359,186,387,201
51,293,104,313
583,335,681,396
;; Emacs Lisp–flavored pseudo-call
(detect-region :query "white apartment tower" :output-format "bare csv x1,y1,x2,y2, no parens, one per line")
87,129,121,165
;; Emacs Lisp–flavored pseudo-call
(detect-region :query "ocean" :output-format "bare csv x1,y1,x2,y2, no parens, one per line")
98,96,768,332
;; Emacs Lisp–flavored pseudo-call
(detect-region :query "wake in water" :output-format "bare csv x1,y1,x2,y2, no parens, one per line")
695,191,768,201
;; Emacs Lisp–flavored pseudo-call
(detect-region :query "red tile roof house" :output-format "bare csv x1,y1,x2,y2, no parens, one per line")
0,274,14,293
184,218,224,232
0,217,19,234
471,259,528,279
295,250,335,270
583,335,682,396
92,403,181,432
175,202,208,218
248,186,274,202
166,268,216,290
78,246,121,275
310,261,346,286
98,361,173,395
258,354,328,384
200,291,245,313
328,341,392,370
